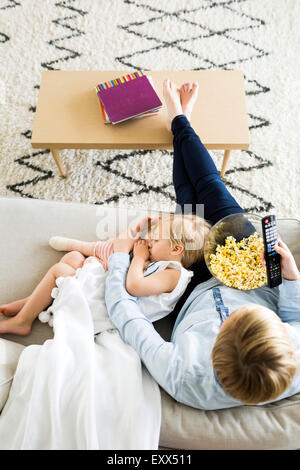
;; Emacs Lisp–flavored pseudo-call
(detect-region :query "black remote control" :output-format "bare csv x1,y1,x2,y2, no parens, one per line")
261,215,282,288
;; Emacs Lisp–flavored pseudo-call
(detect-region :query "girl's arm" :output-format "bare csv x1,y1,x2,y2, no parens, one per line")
126,240,180,297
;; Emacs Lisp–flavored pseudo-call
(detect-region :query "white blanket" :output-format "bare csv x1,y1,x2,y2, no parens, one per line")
0,261,161,450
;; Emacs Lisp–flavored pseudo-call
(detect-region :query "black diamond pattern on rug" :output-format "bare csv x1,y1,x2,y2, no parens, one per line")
94,150,176,206
6,0,274,214
7,0,88,199
107,0,273,213
0,0,20,43
41,1,88,71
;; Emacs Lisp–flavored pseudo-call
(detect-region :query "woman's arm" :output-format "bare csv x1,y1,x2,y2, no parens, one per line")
126,240,180,296
105,251,184,399
275,240,300,323
277,279,300,323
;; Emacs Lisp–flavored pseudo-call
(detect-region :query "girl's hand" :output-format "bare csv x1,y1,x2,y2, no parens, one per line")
273,240,300,281
113,237,136,254
133,240,150,261
135,216,159,237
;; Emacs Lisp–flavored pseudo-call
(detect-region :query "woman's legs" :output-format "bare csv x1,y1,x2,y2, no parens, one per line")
172,114,243,225
173,145,198,214
164,79,244,225
0,252,85,335
163,79,198,213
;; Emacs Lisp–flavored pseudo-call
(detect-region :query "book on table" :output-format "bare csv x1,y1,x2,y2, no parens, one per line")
95,71,162,124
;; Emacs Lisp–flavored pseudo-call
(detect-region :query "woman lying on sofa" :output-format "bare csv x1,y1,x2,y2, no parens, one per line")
105,79,300,410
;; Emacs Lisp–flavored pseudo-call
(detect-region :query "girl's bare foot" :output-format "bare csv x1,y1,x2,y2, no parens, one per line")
0,315,31,336
0,298,28,317
179,82,199,122
163,79,183,131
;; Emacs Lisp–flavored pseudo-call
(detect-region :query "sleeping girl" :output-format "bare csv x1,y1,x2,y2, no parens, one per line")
0,213,210,335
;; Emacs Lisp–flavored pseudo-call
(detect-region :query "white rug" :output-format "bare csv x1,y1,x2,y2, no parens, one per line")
0,0,299,218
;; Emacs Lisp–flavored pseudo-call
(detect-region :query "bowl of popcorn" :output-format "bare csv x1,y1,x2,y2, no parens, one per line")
204,213,268,290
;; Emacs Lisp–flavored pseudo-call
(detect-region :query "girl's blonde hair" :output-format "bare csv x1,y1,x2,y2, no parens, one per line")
158,214,211,268
212,304,298,404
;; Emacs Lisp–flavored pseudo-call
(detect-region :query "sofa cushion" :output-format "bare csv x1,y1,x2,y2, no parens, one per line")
0,339,25,412
160,388,300,450
0,196,300,449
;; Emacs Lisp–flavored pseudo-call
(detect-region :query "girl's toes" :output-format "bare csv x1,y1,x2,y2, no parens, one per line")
0,305,12,316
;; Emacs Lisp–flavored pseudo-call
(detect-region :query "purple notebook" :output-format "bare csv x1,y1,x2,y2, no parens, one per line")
96,75,162,124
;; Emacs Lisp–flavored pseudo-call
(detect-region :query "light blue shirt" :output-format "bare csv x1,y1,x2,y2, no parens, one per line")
105,252,300,410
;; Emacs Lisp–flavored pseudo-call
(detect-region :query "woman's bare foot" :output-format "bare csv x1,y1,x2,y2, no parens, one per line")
0,298,28,317
0,315,31,336
163,79,183,131
179,82,199,122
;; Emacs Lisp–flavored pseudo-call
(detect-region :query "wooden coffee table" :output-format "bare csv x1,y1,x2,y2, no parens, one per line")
31,70,250,178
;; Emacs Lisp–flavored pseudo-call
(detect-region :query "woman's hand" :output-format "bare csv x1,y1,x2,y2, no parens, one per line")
273,240,300,281
133,240,150,262
261,240,300,281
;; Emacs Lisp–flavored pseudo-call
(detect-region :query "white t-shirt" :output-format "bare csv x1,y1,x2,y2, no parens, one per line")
137,260,193,322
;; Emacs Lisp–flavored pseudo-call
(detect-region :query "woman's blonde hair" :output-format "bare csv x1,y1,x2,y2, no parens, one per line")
212,304,298,404
158,213,211,268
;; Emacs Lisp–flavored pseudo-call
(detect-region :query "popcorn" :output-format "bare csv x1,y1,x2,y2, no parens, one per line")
209,233,267,290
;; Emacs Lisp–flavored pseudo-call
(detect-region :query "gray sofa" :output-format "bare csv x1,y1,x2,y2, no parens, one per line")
0,196,300,449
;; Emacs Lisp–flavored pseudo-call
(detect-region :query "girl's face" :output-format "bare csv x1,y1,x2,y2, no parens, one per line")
147,222,173,261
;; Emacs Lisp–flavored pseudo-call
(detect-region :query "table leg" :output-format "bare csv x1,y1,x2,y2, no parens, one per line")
221,149,232,179
50,148,66,178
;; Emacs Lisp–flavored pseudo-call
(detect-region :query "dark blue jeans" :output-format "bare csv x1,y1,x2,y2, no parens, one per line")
171,115,244,315
172,114,244,224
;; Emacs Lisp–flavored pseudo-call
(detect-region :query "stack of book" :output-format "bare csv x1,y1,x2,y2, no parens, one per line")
95,71,162,125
